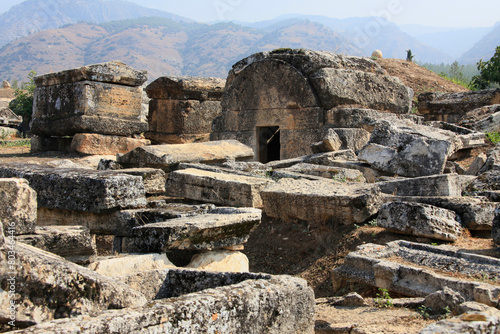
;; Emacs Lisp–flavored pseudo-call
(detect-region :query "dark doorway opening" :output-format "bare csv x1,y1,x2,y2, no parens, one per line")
257,126,280,163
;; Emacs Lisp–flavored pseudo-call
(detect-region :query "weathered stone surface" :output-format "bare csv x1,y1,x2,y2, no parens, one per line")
332,240,500,305
310,68,413,113
480,144,500,173
389,196,497,231
118,140,254,171
424,287,466,315
378,174,473,197
0,163,146,213
16,226,96,264
277,163,366,182
324,107,423,131
132,207,262,251
0,107,21,127
466,170,500,195
359,120,484,177
420,307,500,334
377,202,462,241
466,153,487,176
88,253,175,277
146,99,222,144
0,178,37,235
113,168,166,194
30,135,73,153
186,250,249,272
311,128,342,153
12,273,315,334
37,204,215,237
332,128,371,152
0,126,20,139
2,80,10,88
34,61,147,87
0,242,147,326
458,104,500,130
418,88,500,123
166,168,272,207
493,208,500,245
146,76,225,101
32,81,148,137
70,133,150,155
261,178,382,225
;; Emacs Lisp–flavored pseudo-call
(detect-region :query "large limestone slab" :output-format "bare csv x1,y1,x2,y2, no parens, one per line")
70,133,150,155
88,253,175,277
310,68,413,113
418,88,500,123
0,163,146,213
186,250,249,273
37,204,215,237
146,76,225,101
420,307,500,334
118,140,254,171
332,240,500,305
166,168,272,207
261,178,382,225
0,178,37,235
132,207,262,251
378,174,474,197
0,242,147,326
389,196,497,231
113,168,166,194
377,202,462,241
16,226,97,264
493,210,500,245
277,163,366,182
11,273,315,334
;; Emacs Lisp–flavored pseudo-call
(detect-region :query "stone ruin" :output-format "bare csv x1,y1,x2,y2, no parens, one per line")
1,50,500,332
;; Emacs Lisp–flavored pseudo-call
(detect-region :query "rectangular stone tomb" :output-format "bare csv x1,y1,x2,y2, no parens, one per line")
0,163,146,213
12,270,315,334
332,240,500,306
117,140,254,171
166,168,273,207
132,207,262,251
261,178,382,226
31,61,148,137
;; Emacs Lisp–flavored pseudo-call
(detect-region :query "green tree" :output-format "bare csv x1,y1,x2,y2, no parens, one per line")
472,46,500,89
9,70,36,123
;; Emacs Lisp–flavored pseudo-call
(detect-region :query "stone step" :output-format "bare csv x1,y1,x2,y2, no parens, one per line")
132,207,262,251
0,163,147,213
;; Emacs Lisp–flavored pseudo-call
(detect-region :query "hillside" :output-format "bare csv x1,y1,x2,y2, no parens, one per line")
460,23,500,64
0,19,365,82
0,0,192,48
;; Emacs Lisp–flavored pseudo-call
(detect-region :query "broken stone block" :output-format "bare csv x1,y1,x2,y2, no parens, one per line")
493,210,500,245
0,178,37,235
166,168,272,207
132,207,262,251
0,107,22,127
377,202,462,241
70,133,150,155
332,240,500,305
113,168,166,194
466,170,500,196
186,250,249,272
16,272,315,333
0,126,20,139
332,128,371,152
88,253,175,277
145,76,225,144
418,88,500,123
0,163,146,213
277,163,366,182
16,226,97,264
420,307,500,334
424,287,466,315
480,144,500,173
261,178,382,225
466,153,487,176
389,196,497,231
378,174,473,197
31,61,148,137
37,204,215,237
311,128,342,153
0,242,147,325
117,140,254,171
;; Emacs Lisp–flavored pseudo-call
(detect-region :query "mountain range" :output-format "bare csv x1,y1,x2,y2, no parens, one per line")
0,0,498,83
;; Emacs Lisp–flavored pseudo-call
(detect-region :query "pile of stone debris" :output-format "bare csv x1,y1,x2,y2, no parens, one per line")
1,51,500,333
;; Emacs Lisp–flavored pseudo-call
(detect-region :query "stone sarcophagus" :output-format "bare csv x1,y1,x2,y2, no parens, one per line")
31,61,148,137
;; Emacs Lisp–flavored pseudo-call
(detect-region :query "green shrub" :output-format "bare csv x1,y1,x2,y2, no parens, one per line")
486,132,500,144
472,46,500,89
9,70,36,123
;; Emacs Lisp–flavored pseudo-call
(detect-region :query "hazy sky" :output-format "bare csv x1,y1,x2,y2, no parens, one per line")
1,0,499,28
